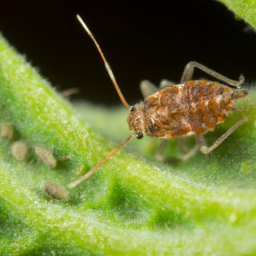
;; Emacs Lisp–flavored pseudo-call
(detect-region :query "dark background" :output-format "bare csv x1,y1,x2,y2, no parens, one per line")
0,0,256,106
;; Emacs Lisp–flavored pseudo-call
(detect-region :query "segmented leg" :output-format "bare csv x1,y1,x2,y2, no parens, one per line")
156,135,205,162
201,117,247,154
159,79,175,89
140,79,176,98
177,137,188,155
180,61,244,88
181,135,205,161
155,140,168,161
140,80,158,98
155,138,188,161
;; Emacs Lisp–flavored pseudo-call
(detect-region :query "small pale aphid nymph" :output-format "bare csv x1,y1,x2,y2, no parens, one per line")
44,182,69,200
35,146,57,167
11,140,28,161
1,122,14,140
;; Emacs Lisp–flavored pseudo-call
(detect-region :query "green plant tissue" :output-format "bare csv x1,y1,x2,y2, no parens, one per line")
1,3,256,254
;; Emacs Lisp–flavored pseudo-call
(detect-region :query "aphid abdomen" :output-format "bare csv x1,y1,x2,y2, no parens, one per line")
142,80,248,139
232,89,248,100
185,80,246,135
185,81,220,134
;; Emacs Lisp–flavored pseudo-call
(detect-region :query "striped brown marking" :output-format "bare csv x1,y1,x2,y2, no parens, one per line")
127,80,248,139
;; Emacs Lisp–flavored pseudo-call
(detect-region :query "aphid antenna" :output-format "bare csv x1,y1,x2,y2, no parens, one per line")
67,133,135,189
76,14,130,110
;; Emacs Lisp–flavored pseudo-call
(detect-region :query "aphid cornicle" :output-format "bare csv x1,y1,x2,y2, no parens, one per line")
66,15,248,189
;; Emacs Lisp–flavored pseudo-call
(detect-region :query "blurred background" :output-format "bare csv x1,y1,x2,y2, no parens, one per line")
0,0,256,106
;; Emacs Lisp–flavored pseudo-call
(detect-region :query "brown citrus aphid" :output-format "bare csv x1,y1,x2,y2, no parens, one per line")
11,141,28,160
65,15,248,189
1,123,13,140
44,182,69,200
34,146,57,167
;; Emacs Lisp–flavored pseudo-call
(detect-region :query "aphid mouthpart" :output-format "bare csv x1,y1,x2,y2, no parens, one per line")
68,15,248,190
44,182,69,200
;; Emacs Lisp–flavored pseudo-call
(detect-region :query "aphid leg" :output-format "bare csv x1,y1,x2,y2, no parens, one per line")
156,136,204,162
140,80,158,98
177,137,188,154
159,79,175,89
201,117,247,154
180,61,244,88
155,140,169,161
180,135,205,161
156,138,188,161
140,79,176,98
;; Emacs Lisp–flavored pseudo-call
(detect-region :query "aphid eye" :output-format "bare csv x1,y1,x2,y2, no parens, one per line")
130,106,135,112
135,133,143,139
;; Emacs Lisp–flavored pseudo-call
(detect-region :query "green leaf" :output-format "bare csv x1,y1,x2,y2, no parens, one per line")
0,7,256,254
217,0,256,28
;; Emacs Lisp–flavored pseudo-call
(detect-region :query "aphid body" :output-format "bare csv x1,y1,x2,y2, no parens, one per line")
11,140,28,160
44,182,69,200
65,15,248,189
128,80,247,139
35,146,57,167
1,122,14,140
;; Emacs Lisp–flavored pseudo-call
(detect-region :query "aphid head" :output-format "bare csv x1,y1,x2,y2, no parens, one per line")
127,103,144,139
